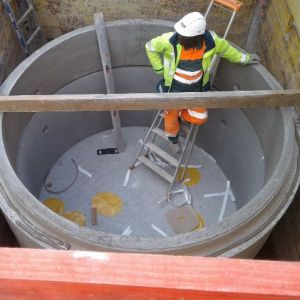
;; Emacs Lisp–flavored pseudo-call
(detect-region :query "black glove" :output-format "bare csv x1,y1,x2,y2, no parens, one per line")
247,53,261,65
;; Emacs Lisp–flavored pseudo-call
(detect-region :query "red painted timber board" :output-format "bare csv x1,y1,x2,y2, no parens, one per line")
0,248,299,299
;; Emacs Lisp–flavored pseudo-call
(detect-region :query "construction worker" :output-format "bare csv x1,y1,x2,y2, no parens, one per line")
145,12,260,153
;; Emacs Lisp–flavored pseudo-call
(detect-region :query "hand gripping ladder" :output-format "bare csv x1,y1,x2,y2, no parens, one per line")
129,0,242,205
1,0,45,57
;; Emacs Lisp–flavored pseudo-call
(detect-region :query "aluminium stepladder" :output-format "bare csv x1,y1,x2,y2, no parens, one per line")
1,0,45,57
129,0,243,205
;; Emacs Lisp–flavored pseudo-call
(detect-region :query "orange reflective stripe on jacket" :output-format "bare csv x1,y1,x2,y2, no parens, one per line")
173,41,206,86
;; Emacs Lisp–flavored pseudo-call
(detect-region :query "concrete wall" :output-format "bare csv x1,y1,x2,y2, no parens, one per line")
255,0,300,261
32,0,256,46
0,3,24,83
258,0,300,89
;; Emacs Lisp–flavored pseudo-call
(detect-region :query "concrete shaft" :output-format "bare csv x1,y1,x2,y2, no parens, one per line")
0,20,299,257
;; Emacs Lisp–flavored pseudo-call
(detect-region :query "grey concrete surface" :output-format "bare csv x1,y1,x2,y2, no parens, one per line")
0,20,299,257
38,127,236,236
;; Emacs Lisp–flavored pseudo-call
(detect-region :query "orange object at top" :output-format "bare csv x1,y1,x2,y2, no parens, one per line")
213,0,242,11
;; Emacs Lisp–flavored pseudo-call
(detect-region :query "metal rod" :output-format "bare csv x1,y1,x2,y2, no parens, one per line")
223,11,236,39
1,0,31,56
149,111,164,145
205,0,214,18
209,8,237,85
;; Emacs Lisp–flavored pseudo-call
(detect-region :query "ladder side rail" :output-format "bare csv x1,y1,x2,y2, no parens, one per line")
168,124,195,196
147,113,164,151
1,0,31,57
179,125,200,181
206,1,242,87
205,0,215,18
223,10,237,40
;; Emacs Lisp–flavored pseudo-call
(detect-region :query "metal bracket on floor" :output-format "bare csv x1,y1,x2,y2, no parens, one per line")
97,148,119,155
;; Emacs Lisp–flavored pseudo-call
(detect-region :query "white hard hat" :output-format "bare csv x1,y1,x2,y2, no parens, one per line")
174,12,206,37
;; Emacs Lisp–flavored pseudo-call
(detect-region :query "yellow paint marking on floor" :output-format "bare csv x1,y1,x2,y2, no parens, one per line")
179,216,185,223
42,198,64,215
92,192,123,217
63,211,86,226
176,167,201,187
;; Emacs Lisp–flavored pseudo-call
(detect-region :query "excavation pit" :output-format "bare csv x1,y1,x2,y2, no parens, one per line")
0,20,299,257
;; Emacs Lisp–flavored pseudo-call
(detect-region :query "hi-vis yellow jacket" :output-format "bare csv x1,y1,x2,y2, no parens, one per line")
145,30,250,91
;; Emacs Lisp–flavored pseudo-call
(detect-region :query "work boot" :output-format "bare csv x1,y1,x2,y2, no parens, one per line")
167,135,181,153
168,140,182,154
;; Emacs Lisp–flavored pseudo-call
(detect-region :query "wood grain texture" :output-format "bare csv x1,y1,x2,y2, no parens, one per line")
94,12,125,152
0,90,299,112
0,248,299,299
94,12,115,94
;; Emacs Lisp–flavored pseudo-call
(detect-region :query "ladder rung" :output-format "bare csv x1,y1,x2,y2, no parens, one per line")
152,125,190,141
145,142,178,167
26,26,41,45
18,5,33,25
152,127,168,140
137,155,173,183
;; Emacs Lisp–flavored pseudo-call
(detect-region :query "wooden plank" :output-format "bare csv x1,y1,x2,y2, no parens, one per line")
0,248,299,299
0,90,300,112
94,12,125,152
94,12,115,94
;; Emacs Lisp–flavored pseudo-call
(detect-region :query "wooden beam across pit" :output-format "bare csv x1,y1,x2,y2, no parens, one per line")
0,248,300,299
0,89,299,112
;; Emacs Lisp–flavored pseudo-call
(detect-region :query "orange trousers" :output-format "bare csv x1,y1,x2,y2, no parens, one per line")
164,109,182,137
164,109,208,136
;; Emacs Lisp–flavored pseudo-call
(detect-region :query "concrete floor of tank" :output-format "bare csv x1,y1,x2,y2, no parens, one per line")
39,127,236,237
